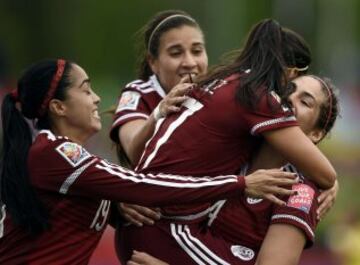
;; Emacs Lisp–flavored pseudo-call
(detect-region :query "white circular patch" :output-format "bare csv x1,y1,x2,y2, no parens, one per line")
246,197,263,204
231,245,255,261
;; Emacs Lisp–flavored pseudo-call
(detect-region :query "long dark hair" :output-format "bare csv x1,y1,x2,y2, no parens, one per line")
0,59,72,234
135,9,202,80
199,19,311,110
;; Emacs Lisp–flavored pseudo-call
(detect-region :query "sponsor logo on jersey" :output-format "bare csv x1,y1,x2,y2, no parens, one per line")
287,183,315,213
246,197,263,204
56,142,91,167
231,245,255,261
116,91,140,112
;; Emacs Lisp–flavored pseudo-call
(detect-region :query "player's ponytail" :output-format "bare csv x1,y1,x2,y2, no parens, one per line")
235,19,311,108
0,93,49,234
0,59,71,234
198,19,311,110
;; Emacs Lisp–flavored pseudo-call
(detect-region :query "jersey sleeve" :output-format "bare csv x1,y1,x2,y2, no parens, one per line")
110,81,155,143
242,90,298,135
31,139,246,207
271,180,319,248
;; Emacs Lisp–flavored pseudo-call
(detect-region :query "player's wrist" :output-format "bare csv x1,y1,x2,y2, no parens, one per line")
153,104,164,121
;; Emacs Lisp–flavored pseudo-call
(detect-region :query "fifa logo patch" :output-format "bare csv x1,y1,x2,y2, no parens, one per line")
287,184,315,213
116,91,140,112
56,142,91,167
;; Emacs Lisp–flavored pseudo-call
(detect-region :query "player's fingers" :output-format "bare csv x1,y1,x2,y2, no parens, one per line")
317,192,327,204
179,75,190,84
271,171,298,179
171,84,193,97
123,213,143,227
270,177,298,186
127,261,140,265
317,198,334,220
122,206,156,225
130,211,156,225
267,186,297,196
135,206,161,220
167,96,188,106
264,194,286,206
166,106,181,113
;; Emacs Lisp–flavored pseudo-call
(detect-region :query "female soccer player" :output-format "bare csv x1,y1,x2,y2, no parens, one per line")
116,19,337,263
110,9,209,227
127,75,339,265
0,59,296,264
110,10,208,167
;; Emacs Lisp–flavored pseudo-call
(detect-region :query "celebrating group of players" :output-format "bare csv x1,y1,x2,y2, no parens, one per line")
0,9,339,265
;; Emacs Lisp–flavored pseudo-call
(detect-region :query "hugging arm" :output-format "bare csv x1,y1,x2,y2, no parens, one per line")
263,126,336,189
255,224,305,265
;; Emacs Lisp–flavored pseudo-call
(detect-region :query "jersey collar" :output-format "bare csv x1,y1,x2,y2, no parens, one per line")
149,74,166,98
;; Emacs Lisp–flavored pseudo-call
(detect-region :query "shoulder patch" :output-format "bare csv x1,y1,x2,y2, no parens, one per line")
287,183,315,213
116,91,141,112
56,142,91,167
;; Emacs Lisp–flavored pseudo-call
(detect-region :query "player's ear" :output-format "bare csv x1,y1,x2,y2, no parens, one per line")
48,99,67,117
147,53,159,75
309,128,325,144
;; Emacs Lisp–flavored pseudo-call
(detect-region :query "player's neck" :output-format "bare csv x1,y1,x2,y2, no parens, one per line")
249,143,286,173
51,124,91,145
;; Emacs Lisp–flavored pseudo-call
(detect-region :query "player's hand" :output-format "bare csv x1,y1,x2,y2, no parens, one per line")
317,180,339,220
118,203,161,227
157,76,193,117
244,169,298,206
127,250,169,265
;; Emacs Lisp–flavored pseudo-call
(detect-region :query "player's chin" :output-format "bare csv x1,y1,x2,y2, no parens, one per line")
91,120,102,133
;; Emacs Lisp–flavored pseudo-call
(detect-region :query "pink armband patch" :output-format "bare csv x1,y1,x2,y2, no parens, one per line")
287,184,315,213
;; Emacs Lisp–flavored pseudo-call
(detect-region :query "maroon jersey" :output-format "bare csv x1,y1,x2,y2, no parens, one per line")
204,164,319,264
110,75,165,143
116,165,319,265
0,130,245,265
136,74,298,217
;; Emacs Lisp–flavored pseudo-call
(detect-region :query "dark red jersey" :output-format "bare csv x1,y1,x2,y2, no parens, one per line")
136,74,298,217
207,164,319,263
0,130,245,265
110,75,165,143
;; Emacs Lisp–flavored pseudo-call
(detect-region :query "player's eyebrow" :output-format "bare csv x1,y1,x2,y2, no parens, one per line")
79,78,91,88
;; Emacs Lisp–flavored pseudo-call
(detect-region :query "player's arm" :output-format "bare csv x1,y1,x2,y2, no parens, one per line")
119,79,192,165
255,224,305,265
263,126,336,189
71,159,299,207
119,118,156,166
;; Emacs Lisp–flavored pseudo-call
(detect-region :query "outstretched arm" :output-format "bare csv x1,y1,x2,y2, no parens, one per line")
263,126,336,189
256,224,306,265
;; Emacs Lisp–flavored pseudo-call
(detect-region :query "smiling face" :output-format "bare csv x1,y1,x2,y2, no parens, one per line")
149,25,208,92
50,64,101,141
288,76,327,142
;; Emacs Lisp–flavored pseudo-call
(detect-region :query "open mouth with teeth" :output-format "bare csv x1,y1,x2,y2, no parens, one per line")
93,110,100,119
179,73,197,82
